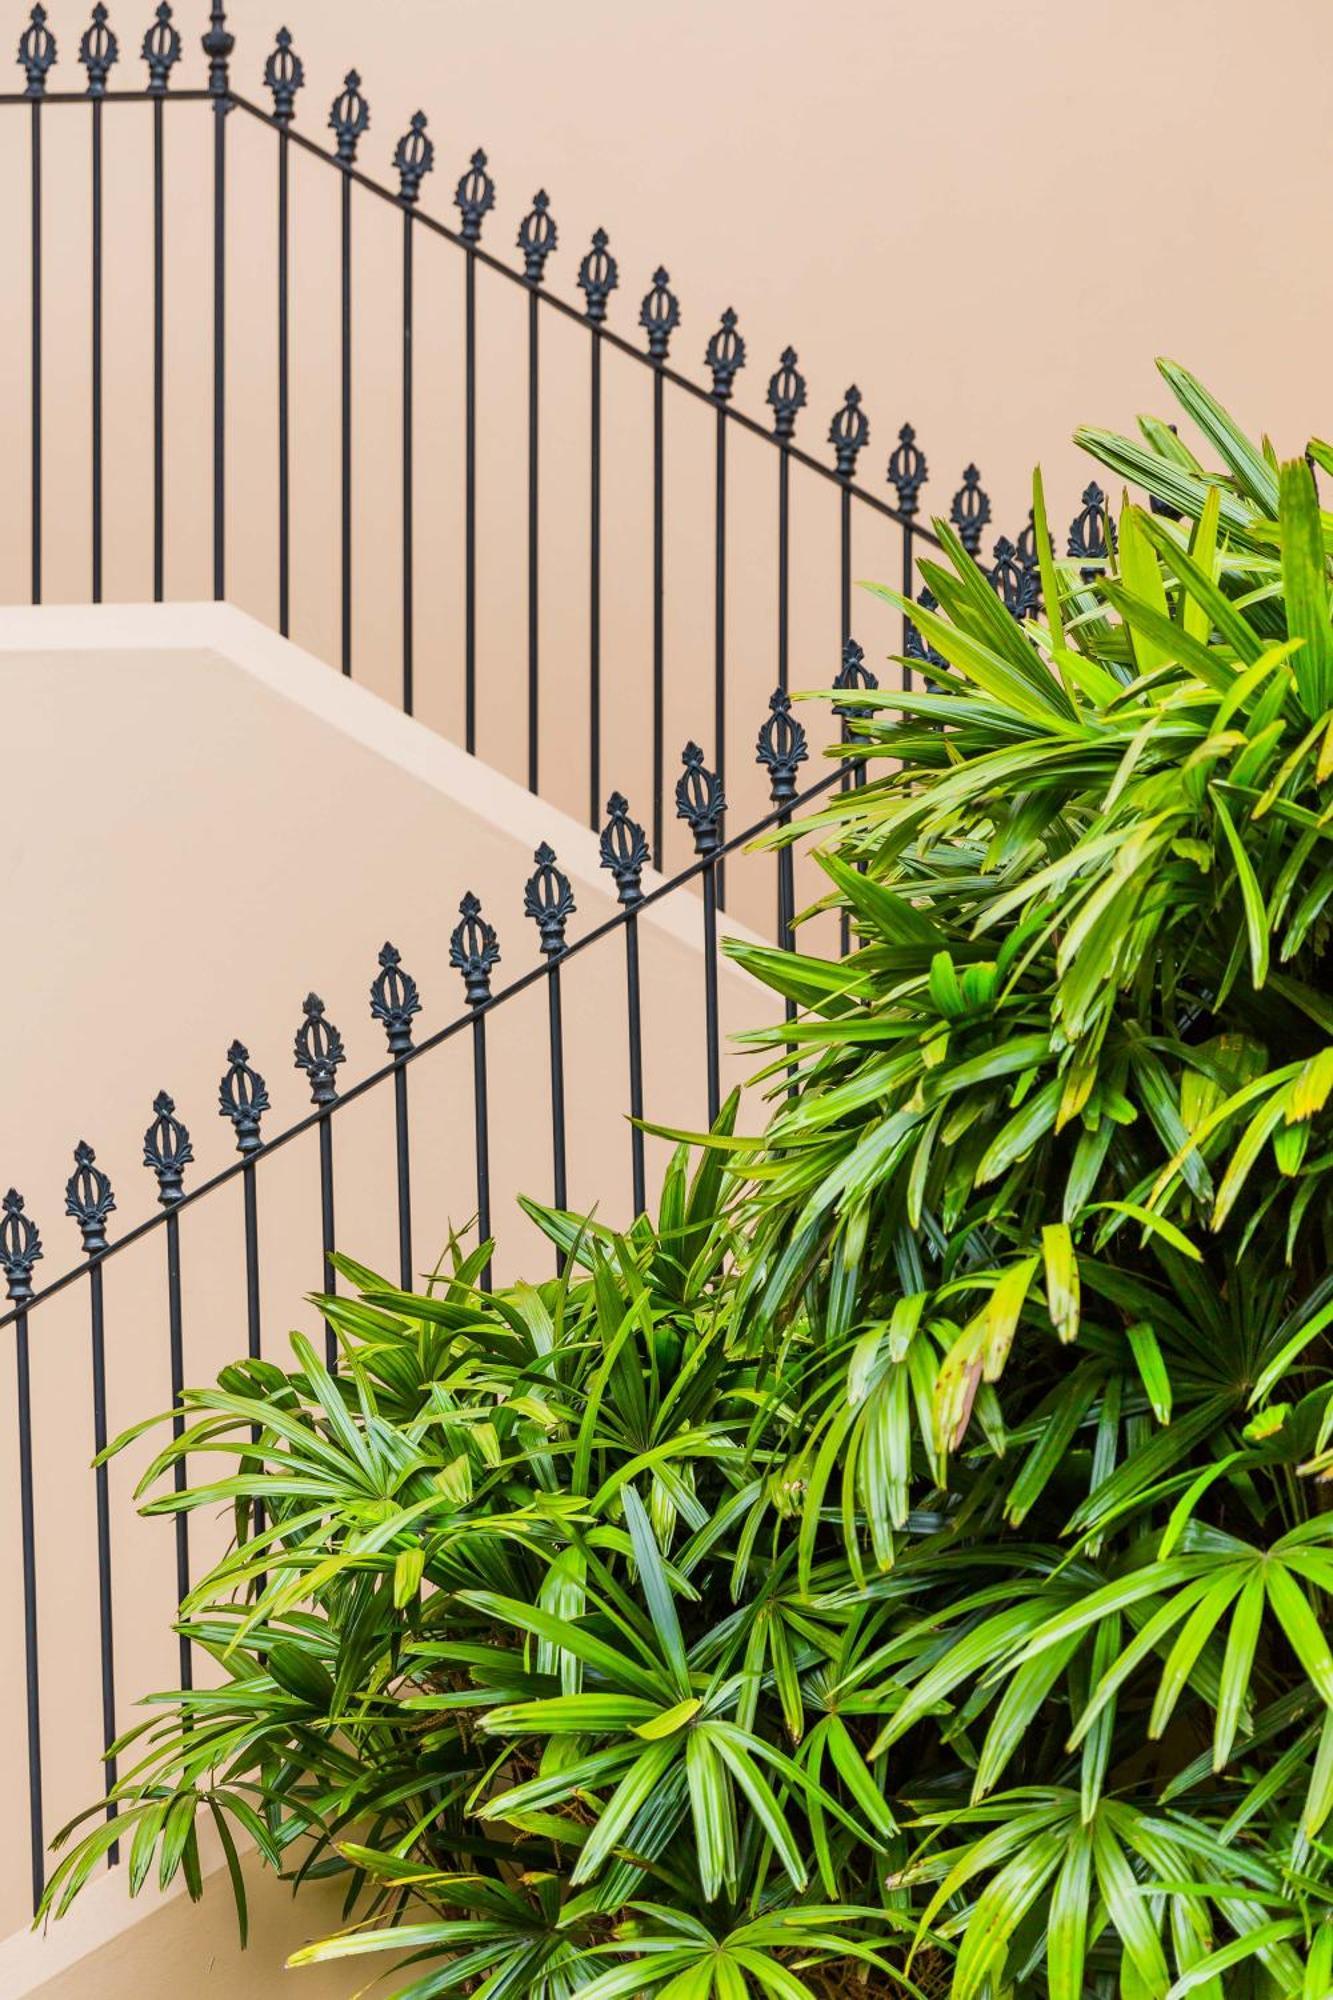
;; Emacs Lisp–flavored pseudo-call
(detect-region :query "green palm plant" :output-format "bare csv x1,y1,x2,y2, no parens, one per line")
43,362,1333,1998
721,361,1333,1992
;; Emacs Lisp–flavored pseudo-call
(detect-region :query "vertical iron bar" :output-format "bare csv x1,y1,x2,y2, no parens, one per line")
165,1210,191,1690
777,445,791,692
241,1157,267,1565
15,1304,42,1910
839,713,852,959
318,1116,337,1370
778,811,797,1090
88,1260,119,1858
547,965,568,1266
152,97,165,602
90,97,104,602
587,332,602,828
393,1064,413,1291
212,92,226,601
526,287,539,790
625,915,646,1217
472,1015,492,1290
402,209,414,713
30,100,41,604
651,370,665,864
242,1164,261,1366
702,863,721,1128
901,521,914,693
714,411,727,909
277,129,290,636
340,170,352,675
464,249,477,751
839,487,851,648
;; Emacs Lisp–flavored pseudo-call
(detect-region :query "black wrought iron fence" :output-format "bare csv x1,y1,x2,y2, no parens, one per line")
0,704,855,1918
0,0,1125,1933
1,5,1110,879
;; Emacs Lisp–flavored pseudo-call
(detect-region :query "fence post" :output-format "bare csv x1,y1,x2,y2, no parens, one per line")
265,28,304,635
706,310,745,909
456,149,496,754
202,5,233,601
830,386,868,647
294,996,345,1367
641,267,680,864
887,423,927,678
19,6,56,605
1,1188,44,1911
330,71,370,678
578,230,618,826
144,4,182,604
451,894,500,1288
79,6,117,604
675,743,726,1128
65,1142,120,1859
370,944,421,1290
525,844,576,1265
767,347,807,699
142,1092,194,1689
519,192,558,789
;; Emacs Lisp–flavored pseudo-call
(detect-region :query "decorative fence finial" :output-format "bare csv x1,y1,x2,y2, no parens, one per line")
142,3,179,92
0,1189,42,1303
454,148,495,243
950,464,991,557
833,635,878,720
143,1091,193,1206
599,792,650,908
887,422,927,518
294,994,345,1106
518,190,557,283
830,386,868,478
18,5,56,97
450,893,500,1007
904,587,947,674
640,267,680,362
201,2,231,96
79,4,118,95
706,307,745,402
370,942,421,1055
524,843,576,959
989,535,1037,620
394,110,434,203
675,743,726,857
767,347,806,440
756,688,808,806
263,25,302,123
577,228,618,323
329,70,369,165
1068,481,1109,581
218,1041,270,1156
65,1142,115,1256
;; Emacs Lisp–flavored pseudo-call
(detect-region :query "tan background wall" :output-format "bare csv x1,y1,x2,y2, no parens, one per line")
0,0,1329,867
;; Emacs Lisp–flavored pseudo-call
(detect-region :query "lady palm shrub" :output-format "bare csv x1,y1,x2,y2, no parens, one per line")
43,364,1333,1997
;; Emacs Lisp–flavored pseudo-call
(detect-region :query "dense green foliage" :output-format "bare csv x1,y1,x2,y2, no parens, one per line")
44,365,1333,1997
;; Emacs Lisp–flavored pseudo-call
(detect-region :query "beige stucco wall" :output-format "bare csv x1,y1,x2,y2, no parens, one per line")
0,602,811,1963
6,1845,355,1998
